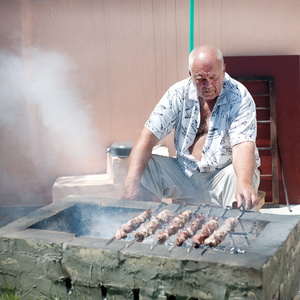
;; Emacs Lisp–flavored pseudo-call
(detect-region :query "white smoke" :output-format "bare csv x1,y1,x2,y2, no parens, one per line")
0,47,105,205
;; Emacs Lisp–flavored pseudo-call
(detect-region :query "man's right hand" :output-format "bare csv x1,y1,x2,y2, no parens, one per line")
121,180,144,201
121,127,160,201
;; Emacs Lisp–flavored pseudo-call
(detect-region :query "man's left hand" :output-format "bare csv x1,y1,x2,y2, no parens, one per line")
235,182,259,210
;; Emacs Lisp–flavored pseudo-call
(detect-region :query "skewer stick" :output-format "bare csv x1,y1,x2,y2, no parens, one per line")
106,202,165,246
220,206,231,219
169,204,204,253
151,203,186,251
237,204,245,219
236,204,250,246
105,236,115,246
126,237,139,249
187,244,193,253
201,245,210,256
151,242,159,250
151,210,193,250
186,206,215,254
175,202,186,212
168,243,176,252
188,205,228,254
152,201,167,214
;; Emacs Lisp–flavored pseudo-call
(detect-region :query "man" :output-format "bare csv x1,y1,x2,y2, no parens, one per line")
122,45,260,210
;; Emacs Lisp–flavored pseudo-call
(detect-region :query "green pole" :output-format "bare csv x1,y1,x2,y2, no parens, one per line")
189,0,194,53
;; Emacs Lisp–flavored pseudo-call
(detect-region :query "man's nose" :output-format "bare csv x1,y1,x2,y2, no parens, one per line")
204,79,212,86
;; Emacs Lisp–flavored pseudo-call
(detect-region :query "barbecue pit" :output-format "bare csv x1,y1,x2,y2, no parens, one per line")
0,195,299,299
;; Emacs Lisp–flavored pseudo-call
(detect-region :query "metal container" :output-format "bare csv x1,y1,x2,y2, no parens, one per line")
108,140,135,157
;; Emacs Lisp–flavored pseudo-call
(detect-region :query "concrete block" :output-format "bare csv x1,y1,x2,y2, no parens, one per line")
105,285,135,300
18,274,66,300
0,237,14,253
71,284,102,300
14,237,62,257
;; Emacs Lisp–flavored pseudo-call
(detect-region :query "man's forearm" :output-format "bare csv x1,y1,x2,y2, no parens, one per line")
121,127,160,201
126,141,153,184
126,127,160,183
232,141,256,184
232,141,258,209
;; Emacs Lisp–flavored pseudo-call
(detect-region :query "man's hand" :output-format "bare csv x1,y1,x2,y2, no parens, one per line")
121,180,143,201
235,182,259,210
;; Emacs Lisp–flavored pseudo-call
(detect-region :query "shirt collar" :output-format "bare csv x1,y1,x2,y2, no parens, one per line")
215,72,230,106
188,78,199,102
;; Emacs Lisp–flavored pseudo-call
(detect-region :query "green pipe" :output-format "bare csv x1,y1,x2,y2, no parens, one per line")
189,0,194,53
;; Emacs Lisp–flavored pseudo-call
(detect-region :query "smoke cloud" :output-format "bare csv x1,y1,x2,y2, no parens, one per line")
0,47,105,205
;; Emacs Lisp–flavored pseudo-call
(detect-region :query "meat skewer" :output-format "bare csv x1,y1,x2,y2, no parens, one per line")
133,209,176,242
175,214,206,246
201,217,238,255
125,203,187,249
191,215,219,248
153,210,193,247
106,209,151,245
114,209,151,240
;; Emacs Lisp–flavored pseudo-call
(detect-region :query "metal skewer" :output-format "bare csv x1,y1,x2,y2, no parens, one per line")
200,205,243,256
125,237,139,249
236,203,250,246
188,205,228,254
150,203,189,251
168,242,177,252
106,202,166,246
105,236,115,246
125,202,170,249
200,244,210,256
168,204,208,253
150,241,159,250
186,205,218,254
220,206,231,219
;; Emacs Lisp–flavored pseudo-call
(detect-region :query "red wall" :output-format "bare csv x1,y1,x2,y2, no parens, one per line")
224,56,300,205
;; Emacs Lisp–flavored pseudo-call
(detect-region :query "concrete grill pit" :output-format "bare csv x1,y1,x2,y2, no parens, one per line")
0,196,299,300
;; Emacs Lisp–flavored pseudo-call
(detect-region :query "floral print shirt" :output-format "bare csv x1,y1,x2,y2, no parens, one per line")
145,73,261,177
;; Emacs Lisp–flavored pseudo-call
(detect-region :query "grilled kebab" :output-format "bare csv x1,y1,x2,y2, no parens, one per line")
176,214,206,246
114,209,151,240
156,210,193,244
134,209,175,242
191,216,219,248
204,217,238,247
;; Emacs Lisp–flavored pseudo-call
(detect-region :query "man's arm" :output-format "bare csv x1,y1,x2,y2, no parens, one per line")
121,126,160,201
232,141,259,210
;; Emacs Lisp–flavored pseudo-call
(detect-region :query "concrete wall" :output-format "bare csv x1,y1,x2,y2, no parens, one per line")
0,0,299,206
1,196,300,299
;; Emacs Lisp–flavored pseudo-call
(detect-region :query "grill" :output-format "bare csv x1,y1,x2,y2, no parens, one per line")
0,195,299,300
29,202,267,256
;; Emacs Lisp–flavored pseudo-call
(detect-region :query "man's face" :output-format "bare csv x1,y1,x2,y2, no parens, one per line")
190,59,225,101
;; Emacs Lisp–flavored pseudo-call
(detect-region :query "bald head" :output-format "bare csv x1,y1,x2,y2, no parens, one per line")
189,45,224,73
189,45,225,101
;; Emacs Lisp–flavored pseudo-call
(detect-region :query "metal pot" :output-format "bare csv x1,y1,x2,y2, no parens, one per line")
108,140,135,157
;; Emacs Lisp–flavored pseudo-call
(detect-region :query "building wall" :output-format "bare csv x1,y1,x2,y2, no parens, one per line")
0,0,299,205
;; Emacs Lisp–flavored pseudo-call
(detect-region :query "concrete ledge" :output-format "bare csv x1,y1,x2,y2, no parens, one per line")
52,146,169,202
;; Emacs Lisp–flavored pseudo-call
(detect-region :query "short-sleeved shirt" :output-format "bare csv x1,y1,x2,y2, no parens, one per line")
145,73,261,177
